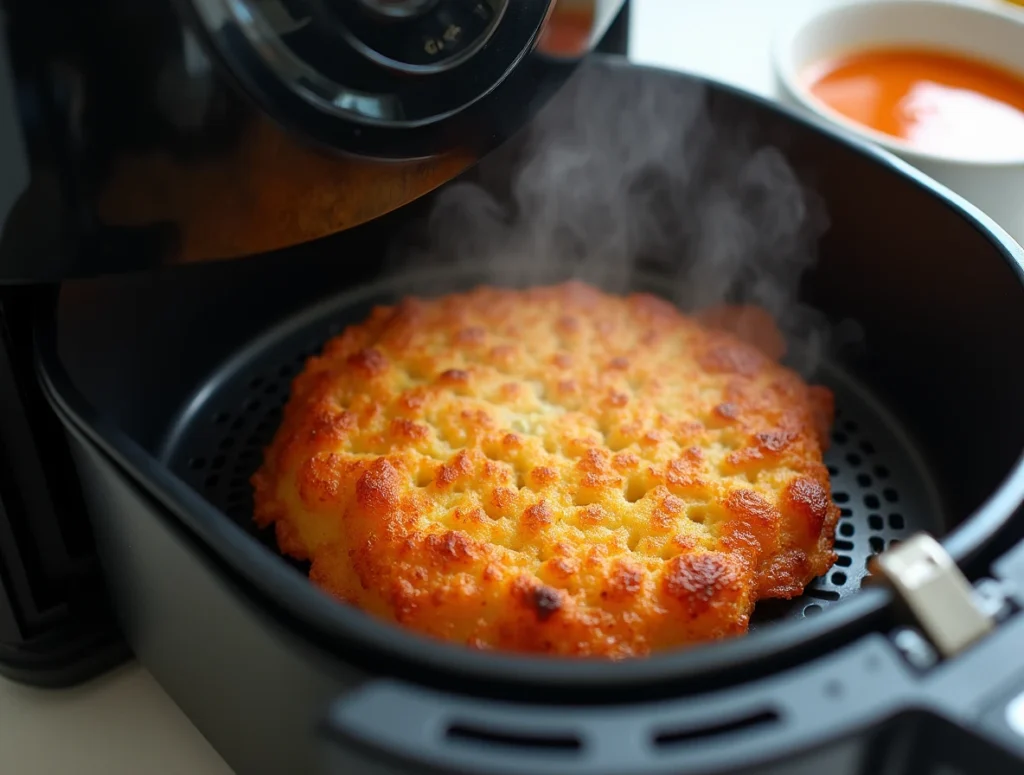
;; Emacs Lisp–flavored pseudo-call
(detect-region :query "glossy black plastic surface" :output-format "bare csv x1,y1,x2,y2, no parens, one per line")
36,58,1024,711
0,0,625,276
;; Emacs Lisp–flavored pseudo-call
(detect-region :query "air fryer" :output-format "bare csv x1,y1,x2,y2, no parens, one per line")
6,5,1024,775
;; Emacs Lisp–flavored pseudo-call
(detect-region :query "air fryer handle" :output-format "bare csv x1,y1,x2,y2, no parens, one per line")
318,538,1024,775
315,638,1024,775
314,636,931,775
317,677,827,775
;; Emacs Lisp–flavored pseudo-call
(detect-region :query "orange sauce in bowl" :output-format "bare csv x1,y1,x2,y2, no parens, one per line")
804,47,1024,160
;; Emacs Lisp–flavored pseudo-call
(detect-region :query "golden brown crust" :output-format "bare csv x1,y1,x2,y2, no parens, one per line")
252,282,839,658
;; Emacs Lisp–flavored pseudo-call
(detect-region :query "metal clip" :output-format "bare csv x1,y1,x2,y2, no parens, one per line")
871,533,995,659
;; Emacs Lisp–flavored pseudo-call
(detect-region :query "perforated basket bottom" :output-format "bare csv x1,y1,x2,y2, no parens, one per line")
161,282,945,628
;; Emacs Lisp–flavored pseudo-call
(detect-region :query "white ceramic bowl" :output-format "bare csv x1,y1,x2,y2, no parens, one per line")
773,0,1024,247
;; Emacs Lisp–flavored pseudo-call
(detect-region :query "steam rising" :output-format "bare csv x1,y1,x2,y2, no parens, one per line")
387,65,837,374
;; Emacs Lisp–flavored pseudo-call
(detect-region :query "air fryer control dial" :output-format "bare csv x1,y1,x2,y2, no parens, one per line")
187,0,549,157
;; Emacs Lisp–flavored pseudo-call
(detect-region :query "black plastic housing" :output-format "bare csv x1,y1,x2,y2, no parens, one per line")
30,57,1024,773
0,0,625,277
0,287,128,686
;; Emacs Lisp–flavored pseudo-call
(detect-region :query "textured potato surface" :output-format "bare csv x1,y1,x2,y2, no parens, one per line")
252,282,839,658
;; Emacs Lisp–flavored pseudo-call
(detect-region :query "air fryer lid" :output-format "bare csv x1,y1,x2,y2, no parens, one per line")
38,58,1024,704
0,0,627,280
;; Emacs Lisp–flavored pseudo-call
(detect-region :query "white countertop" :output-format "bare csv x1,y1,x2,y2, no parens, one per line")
0,1,1014,773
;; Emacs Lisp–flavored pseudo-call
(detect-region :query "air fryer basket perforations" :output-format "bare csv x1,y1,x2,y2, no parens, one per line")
164,290,944,628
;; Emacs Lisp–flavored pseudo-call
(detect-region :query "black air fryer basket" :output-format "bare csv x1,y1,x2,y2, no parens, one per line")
33,58,1024,775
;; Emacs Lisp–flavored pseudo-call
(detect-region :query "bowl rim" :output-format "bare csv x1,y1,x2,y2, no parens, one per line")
772,0,1024,168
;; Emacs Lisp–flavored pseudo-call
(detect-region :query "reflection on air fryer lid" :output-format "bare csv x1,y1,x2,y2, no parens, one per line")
97,116,475,264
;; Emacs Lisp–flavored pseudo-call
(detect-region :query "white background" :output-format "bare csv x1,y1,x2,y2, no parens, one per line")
0,0,1017,772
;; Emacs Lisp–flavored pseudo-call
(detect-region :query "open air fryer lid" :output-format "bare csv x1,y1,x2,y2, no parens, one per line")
0,0,626,280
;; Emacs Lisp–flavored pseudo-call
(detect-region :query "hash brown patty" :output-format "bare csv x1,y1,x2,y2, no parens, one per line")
252,282,839,658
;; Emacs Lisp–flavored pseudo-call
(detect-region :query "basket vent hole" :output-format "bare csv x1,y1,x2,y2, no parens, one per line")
832,572,847,586
827,465,839,477
219,437,236,451
214,412,230,425
204,474,219,488
833,491,849,504
839,523,854,538
835,555,852,568
870,536,885,553
188,457,206,470
868,515,884,531
874,465,890,479
834,540,854,552
230,417,246,431
884,488,899,503
864,494,881,509
889,513,905,530
211,455,227,472
839,507,853,518
856,473,872,488
804,603,823,616
250,376,265,389
846,453,862,466
843,420,859,433
832,431,848,445
446,724,581,752
860,441,875,455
